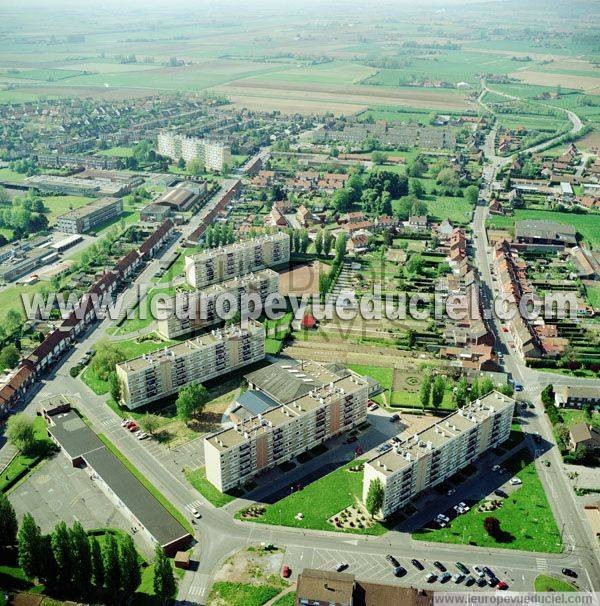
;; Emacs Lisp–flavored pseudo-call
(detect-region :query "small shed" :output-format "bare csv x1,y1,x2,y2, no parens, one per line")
174,551,190,570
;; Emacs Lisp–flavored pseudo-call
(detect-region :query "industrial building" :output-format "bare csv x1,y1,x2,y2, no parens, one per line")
185,232,290,288
25,174,131,197
153,180,207,212
157,269,279,339
55,197,123,234
0,246,59,283
157,131,231,172
204,361,369,492
362,391,515,518
116,321,265,409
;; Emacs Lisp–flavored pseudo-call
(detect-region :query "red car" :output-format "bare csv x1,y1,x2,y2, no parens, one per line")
497,581,508,590
127,423,139,432
281,565,291,578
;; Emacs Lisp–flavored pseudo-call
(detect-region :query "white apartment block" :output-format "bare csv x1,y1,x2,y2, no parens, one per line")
115,321,265,409
204,364,369,492
156,269,279,339
185,232,290,289
363,391,515,518
157,131,231,172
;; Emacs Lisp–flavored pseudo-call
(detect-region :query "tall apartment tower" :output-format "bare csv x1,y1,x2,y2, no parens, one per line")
185,232,290,289
204,366,369,492
362,391,515,518
116,321,265,409
156,269,279,339
157,131,231,172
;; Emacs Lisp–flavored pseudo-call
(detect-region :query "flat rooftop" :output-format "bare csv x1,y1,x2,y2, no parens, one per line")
47,410,190,548
207,369,367,451
186,232,288,264
117,321,264,373
57,197,121,221
366,391,515,476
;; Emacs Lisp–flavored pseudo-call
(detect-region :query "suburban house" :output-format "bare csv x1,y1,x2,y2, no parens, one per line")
569,423,600,453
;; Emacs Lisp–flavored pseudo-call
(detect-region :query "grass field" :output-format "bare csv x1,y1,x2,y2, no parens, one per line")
97,146,135,158
413,449,562,553
260,61,377,85
207,582,282,606
487,209,600,249
534,575,577,592
43,194,94,223
0,168,28,183
347,363,393,392
241,460,387,536
185,467,236,507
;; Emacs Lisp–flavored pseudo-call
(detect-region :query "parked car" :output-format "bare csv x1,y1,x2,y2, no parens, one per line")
488,576,499,587
433,561,446,572
514,384,523,392
473,566,484,578
483,566,494,578
394,566,406,577
492,464,501,471
452,574,465,584
497,581,509,590
440,572,452,583
494,489,508,498
127,423,139,432
562,568,577,578
465,576,475,586
386,555,400,568
281,565,291,578
446,488,456,496
437,514,450,523
138,432,148,440
458,502,469,511
477,577,487,587
411,559,424,570
509,477,522,485
425,572,437,583
456,562,469,575
345,436,358,443
190,507,201,519
390,414,400,422
336,562,348,572
121,419,132,427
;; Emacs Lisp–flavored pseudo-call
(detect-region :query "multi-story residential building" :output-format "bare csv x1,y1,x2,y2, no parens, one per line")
116,321,265,409
157,131,231,172
55,197,123,234
362,391,515,518
157,269,279,339
204,362,369,492
185,233,290,289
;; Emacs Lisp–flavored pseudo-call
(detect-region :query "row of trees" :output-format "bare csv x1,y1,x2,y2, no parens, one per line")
0,493,177,605
314,228,334,256
318,232,347,296
288,228,310,254
204,222,235,249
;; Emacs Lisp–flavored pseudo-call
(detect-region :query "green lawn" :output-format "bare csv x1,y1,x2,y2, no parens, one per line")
43,195,94,223
413,449,562,553
0,416,52,493
389,388,456,410
347,363,393,392
0,168,28,183
185,467,236,507
534,575,577,592
272,593,297,606
207,582,282,606
241,461,387,536
487,210,600,249
98,146,135,158
585,284,600,309
97,432,194,535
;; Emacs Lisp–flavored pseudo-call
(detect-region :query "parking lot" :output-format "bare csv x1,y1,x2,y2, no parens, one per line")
282,544,564,592
8,453,154,558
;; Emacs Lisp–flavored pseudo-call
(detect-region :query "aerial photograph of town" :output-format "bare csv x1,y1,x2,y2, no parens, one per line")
0,0,599,604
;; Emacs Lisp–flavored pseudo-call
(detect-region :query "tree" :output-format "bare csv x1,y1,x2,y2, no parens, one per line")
70,521,92,599
108,371,121,403
18,513,44,581
436,167,459,188
454,377,469,407
499,383,514,397
409,179,425,199
186,158,204,176
3,308,22,337
420,373,432,408
431,376,446,408
0,344,20,369
323,230,333,256
465,185,479,206
153,543,176,604
365,478,385,518
372,151,389,165
0,491,18,547
479,377,494,396
177,157,186,170
315,229,323,255
139,412,162,435
470,377,480,401
90,536,105,596
90,340,126,381
176,382,209,422
483,516,502,539
52,521,74,593
120,534,141,600
6,413,36,454
335,232,347,261
102,533,121,603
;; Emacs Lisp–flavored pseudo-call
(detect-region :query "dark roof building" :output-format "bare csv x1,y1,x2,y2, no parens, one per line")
514,220,577,248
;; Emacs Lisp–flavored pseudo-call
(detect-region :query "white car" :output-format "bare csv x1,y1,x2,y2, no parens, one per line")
121,419,132,427
473,566,485,578
458,502,470,511
510,477,522,485
190,507,201,519
436,514,450,523
492,464,501,471
138,432,148,440
447,488,456,496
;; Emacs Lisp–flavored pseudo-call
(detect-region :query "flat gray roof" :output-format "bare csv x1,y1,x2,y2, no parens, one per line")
48,410,190,548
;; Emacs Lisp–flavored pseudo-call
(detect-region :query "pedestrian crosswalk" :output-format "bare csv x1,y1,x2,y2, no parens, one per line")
185,500,202,513
536,558,548,571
